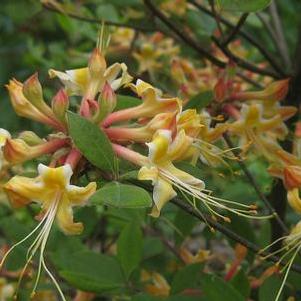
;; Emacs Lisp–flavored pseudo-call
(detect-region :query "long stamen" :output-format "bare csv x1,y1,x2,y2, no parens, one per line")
160,169,268,221
0,211,49,269
275,244,301,301
15,200,59,299
31,194,61,298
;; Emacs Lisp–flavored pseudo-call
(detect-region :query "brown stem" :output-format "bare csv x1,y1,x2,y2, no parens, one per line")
212,36,281,79
223,133,288,233
188,0,286,77
222,13,249,47
171,198,301,273
144,0,281,79
42,2,153,32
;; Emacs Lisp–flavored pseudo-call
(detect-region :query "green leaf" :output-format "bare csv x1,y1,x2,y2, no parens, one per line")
117,221,143,278
96,4,120,22
68,112,116,173
184,91,213,110
116,95,142,110
57,250,125,293
229,269,251,299
201,273,245,301
171,263,203,294
91,182,152,208
217,0,272,12
259,276,283,301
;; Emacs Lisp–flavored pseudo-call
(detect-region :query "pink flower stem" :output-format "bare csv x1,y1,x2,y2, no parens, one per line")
65,148,82,170
112,143,148,166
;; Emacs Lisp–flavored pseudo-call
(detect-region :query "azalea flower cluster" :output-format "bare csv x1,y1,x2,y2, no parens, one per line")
0,29,298,299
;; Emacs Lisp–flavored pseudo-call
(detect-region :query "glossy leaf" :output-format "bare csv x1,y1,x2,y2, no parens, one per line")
57,251,125,293
217,0,272,12
201,273,245,301
171,263,203,294
68,112,116,173
91,182,152,208
117,221,143,278
184,91,213,110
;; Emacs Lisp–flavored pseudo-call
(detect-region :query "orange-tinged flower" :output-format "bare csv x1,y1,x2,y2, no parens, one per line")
232,79,290,102
103,80,182,127
3,138,68,165
6,79,63,131
141,270,170,297
229,103,286,154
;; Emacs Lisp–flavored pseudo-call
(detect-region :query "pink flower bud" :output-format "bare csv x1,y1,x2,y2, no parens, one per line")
94,82,117,122
52,89,69,123
214,77,228,102
232,79,290,102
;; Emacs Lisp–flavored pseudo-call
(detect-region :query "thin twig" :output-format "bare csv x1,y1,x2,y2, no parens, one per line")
171,198,301,273
143,0,226,68
188,0,286,77
237,71,264,89
144,226,184,262
208,0,223,36
222,13,249,46
42,2,154,32
222,133,288,233
143,0,281,79
212,36,281,79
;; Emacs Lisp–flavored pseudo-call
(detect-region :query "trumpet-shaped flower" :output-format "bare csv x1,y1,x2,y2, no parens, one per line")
3,137,68,165
1,164,96,300
103,80,182,127
49,54,132,98
229,103,286,156
138,129,257,220
6,79,63,131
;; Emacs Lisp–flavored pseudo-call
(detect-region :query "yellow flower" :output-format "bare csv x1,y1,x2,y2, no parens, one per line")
6,79,63,130
138,129,204,217
229,103,285,155
0,129,11,171
139,129,258,219
141,270,170,297
2,164,96,300
3,137,68,165
49,55,132,98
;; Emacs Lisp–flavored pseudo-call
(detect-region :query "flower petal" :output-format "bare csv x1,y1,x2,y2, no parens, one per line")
56,196,83,235
151,177,176,218
4,176,44,208
66,182,97,205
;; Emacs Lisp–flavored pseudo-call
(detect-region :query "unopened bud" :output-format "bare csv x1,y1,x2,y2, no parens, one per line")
22,73,44,107
283,165,301,190
22,73,58,122
18,131,44,146
214,77,227,102
52,89,69,123
88,48,107,78
233,79,290,102
94,82,117,122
